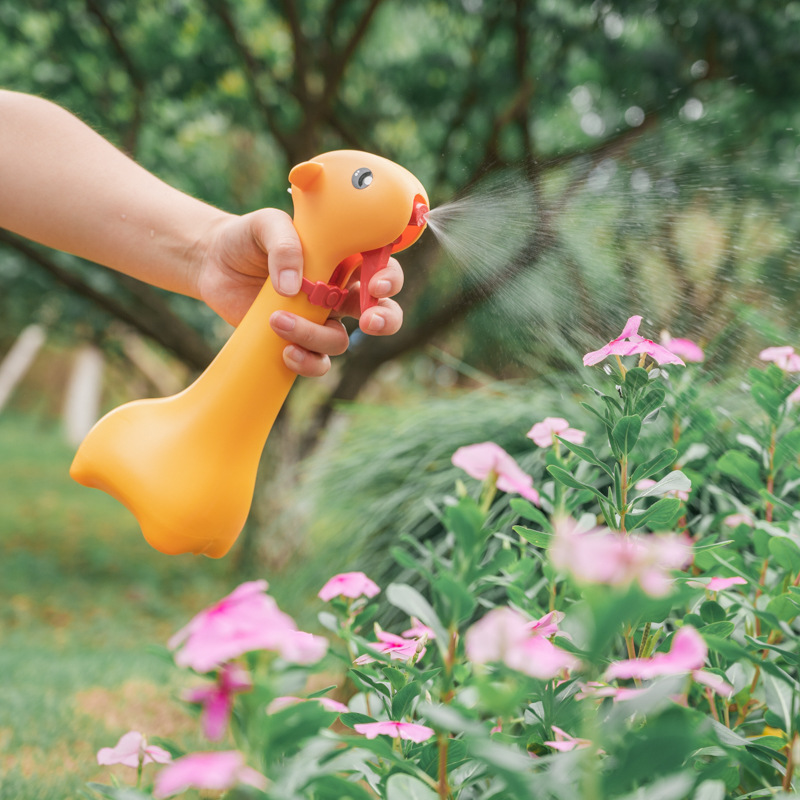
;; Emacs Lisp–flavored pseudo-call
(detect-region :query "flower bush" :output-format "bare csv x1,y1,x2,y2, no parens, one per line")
89,315,800,800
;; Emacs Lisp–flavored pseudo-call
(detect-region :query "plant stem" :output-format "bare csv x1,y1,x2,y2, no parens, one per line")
705,687,720,722
638,622,651,658
619,455,628,533
437,733,450,799
766,424,776,523
783,733,799,791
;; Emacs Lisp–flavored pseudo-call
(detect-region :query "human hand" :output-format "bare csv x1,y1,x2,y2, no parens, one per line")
194,208,404,377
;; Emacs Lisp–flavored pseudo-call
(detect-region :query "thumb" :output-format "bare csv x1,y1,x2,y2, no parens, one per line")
251,208,304,296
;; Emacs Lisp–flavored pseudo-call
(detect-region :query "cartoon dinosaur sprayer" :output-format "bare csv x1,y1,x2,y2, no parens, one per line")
70,151,429,558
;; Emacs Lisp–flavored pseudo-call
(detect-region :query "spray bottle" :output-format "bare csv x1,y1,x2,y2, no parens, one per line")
70,150,429,557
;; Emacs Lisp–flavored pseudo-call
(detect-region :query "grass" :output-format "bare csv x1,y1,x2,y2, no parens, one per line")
0,413,248,797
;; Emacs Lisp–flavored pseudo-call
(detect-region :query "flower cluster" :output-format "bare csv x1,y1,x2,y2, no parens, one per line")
91,317,800,799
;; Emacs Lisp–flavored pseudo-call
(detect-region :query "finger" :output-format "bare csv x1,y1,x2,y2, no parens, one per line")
368,257,404,299
270,312,349,356
251,208,304,296
282,345,332,378
358,298,403,337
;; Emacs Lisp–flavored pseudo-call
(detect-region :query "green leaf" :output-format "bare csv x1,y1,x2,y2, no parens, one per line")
769,537,800,572
513,525,552,548
744,636,800,667
385,773,439,800
547,465,606,500
699,600,726,623
717,450,763,493
634,470,691,499
700,621,735,638
310,775,377,800
509,498,553,531
627,497,682,531
624,366,650,393
385,583,448,649
763,671,795,732
766,594,800,622
612,415,642,455
751,380,785,420
638,384,667,421
580,400,612,430
308,684,339,699
340,711,377,729
444,496,485,554
433,573,477,625
556,436,613,476
383,666,407,692
774,429,800,469
391,681,421,719
349,670,390,698
630,448,679,484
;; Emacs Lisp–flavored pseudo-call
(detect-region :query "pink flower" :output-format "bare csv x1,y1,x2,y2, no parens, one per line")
465,607,577,679
354,721,435,743
153,751,267,798
583,315,686,367
526,610,564,638
452,442,540,505
788,384,800,405
169,580,327,672
183,663,252,742
403,617,436,640
760,346,800,372
706,576,747,592
544,725,592,752
97,731,172,769
605,627,733,698
527,418,586,448
723,512,754,528
318,572,380,602
267,695,349,714
607,627,705,680
635,478,689,502
506,636,579,679
660,333,705,363
549,517,692,597
354,630,425,665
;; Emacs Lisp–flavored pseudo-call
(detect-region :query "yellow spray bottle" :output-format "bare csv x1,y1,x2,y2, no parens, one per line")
70,150,429,558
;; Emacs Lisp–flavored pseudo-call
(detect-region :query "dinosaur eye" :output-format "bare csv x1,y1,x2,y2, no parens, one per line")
352,168,373,189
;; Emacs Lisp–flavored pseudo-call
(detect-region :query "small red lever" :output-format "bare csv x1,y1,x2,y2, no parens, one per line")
360,243,394,313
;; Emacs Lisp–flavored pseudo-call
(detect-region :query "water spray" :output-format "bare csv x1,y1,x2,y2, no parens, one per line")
70,150,429,558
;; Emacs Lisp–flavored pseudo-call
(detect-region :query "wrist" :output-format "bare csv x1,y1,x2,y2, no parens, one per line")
183,210,237,302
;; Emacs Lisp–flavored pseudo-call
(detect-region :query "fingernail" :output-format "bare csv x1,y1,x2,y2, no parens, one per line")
285,345,305,363
279,271,301,295
367,313,385,333
374,279,392,296
271,311,296,332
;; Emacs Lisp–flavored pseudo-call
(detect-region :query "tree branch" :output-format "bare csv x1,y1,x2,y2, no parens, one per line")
84,0,146,156
0,232,215,371
205,0,296,159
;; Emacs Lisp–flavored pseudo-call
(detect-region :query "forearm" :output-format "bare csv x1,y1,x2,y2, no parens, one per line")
0,90,230,298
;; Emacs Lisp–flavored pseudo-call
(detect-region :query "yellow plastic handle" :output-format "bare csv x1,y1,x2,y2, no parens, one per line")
70,150,429,558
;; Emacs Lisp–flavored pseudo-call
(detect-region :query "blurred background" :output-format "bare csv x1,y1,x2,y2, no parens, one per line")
1,0,799,794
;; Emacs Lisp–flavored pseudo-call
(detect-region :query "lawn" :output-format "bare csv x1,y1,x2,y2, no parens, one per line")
0,413,256,797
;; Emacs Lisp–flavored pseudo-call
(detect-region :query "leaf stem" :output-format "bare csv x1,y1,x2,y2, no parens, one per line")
619,455,628,533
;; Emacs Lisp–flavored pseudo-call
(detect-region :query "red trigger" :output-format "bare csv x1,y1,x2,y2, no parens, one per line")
359,244,394,314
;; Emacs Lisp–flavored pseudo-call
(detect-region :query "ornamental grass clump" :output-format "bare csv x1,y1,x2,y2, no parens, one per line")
90,315,800,800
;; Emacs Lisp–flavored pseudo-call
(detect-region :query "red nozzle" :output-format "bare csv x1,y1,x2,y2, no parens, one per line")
410,201,429,226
